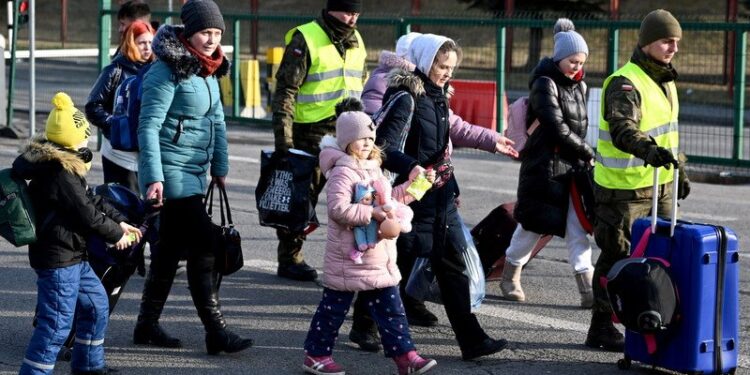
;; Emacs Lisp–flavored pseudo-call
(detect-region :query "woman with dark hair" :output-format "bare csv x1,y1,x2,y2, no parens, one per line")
376,33,517,361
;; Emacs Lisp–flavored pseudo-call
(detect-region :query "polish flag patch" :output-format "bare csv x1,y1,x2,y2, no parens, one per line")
621,84,634,91
292,48,303,57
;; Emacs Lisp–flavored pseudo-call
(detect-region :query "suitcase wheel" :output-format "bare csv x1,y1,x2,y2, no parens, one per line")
57,347,72,362
616,357,631,370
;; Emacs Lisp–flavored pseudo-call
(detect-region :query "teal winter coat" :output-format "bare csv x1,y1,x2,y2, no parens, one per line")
137,25,230,199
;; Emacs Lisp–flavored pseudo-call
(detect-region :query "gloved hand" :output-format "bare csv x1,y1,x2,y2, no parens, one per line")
677,152,690,200
678,175,691,200
644,146,678,169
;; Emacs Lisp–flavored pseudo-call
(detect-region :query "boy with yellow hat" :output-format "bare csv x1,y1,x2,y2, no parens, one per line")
12,92,141,375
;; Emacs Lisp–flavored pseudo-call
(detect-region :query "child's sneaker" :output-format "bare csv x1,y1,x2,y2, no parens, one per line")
303,355,345,375
393,350,437,375
349,248,364,264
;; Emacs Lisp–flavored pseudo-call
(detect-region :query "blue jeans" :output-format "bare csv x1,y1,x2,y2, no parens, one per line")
20,261,109,375
304,286,415,358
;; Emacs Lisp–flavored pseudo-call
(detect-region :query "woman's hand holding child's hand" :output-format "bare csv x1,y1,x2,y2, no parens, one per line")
424,168,436,184
409,165,426,182
114,223,143,250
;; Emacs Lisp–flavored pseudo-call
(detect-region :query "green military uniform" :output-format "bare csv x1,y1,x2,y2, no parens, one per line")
591,47,686,314
271,12,366,270
585,8,690,353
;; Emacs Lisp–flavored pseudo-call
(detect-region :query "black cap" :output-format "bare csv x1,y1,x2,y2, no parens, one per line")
326,0,361,13
181,0,226,38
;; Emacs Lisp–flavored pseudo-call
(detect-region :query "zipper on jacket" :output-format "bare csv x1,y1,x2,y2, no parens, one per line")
172,116,184,144
203,78,214,166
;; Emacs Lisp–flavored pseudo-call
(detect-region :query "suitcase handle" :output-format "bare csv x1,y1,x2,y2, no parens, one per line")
650,166,680,236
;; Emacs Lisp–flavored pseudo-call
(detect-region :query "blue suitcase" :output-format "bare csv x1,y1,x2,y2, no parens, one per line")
618,168,740,375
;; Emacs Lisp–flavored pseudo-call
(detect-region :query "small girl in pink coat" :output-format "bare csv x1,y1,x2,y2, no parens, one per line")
302,99,437,375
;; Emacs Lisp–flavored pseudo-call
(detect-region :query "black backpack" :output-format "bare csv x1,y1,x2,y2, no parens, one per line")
606,257,678,333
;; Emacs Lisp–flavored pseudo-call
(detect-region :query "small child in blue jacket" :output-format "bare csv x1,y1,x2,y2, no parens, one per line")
12,93,141,375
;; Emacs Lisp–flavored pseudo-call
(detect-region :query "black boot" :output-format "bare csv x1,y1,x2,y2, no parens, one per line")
133,271,182,348
348,296,380,352
206,329,254,355
189,269,253,355
461,337,509,361
585,312,625,352
401,289,438,327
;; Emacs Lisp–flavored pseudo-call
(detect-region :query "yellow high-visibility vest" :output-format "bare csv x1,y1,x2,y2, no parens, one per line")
285,21,366,123
594,62,679,190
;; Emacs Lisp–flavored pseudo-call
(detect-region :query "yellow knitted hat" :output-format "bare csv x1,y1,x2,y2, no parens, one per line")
45,92,91,149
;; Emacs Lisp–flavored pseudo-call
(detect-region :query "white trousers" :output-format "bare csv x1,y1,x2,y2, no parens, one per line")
505,196,593,274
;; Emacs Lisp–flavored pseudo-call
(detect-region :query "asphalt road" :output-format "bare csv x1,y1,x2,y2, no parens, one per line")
0,124,748,375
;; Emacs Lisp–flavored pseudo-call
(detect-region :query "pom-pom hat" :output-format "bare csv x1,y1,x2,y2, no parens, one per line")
552,18,589,62
45,92,91,149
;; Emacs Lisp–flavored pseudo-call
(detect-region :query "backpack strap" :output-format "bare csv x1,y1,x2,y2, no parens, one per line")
372,90,412,127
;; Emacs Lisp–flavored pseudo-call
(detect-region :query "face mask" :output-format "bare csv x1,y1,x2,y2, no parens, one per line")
76,147,93,163
52,143,94,171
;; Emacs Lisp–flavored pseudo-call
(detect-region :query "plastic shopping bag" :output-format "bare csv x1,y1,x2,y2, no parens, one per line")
255,149,319,234
405,214,486,310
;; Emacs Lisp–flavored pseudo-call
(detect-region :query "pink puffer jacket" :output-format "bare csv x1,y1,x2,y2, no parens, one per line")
318,135,414,292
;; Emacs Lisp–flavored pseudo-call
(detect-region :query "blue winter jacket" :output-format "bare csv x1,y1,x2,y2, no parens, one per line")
137,25,230,199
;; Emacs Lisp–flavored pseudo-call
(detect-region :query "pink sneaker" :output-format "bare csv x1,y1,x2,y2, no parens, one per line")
303,355,345,375
394,351,437,375
349,248,364,264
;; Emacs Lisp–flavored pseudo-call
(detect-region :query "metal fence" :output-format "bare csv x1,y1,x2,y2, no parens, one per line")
95,3,750,169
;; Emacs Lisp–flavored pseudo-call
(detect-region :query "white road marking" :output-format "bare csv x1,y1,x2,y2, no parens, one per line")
229,155,259,164
681,212,737,222
238,257,749,368
476,303,590,332
462,185,517,196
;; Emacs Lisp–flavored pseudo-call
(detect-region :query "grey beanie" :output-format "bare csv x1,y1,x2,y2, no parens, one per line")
552,18,589,62
181,0,226,38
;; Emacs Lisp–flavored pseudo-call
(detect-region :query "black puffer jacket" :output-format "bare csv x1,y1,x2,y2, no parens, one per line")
377,69,463,256
12,137,126,269
85,54,146,137
514,57,594,237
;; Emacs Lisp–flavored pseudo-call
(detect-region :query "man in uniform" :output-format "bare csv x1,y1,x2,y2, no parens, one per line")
586,9,691,351
271,0,366,281
271,0,379,353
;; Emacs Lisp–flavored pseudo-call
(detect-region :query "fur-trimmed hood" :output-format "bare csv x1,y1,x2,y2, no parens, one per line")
152,24,230,81
377,50,415,72
385,68,425,97
13,135,88,179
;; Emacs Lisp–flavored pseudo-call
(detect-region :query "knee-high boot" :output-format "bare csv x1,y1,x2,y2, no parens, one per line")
188,269,253,355
133,270,182,348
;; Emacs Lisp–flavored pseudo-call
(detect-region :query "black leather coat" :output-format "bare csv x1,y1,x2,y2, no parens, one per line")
514,57,594,237
84,54,145,137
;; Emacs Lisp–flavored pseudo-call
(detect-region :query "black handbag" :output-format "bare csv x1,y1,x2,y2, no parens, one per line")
205,181,243,276
255,149,320,234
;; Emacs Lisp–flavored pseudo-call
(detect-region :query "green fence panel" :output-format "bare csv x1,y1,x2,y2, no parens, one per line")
96,6,750,169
